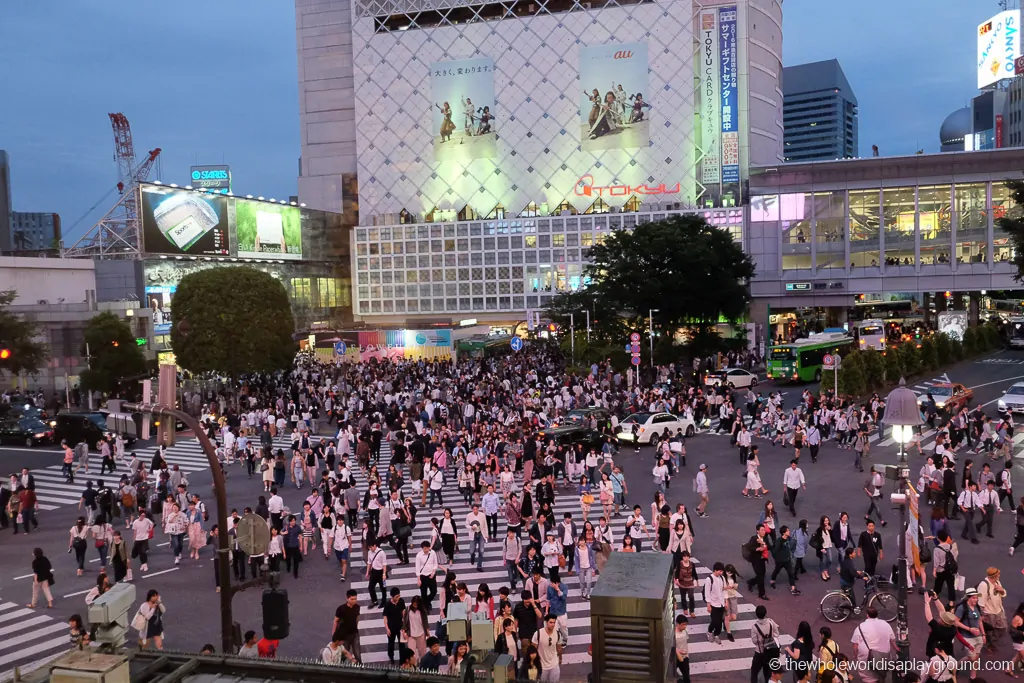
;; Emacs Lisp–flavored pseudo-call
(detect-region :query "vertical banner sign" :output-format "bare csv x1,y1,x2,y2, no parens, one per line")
997,114,1005,148
700,10,721,185
719,6,739,184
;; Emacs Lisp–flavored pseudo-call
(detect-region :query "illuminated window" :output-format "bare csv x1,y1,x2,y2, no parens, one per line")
552,234,566,247
290,278,312,307
487,204,506,219
622,195,643,213
581,232,593,247
583,198,609,214
553,201,578,215
317,278,337,308
525,235,537,248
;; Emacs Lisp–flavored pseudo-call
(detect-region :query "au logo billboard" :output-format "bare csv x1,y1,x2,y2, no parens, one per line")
579,42,650,152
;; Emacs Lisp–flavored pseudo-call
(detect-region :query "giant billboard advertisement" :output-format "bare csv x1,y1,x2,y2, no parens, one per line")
699,9,721,185
978,10,1021,88
431,57,497,162
579,42,650,152
141,185,230,256
234,199,302,260
719,6,739,185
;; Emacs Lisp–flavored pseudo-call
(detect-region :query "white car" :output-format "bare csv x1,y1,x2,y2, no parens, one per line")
999,382,1024,415
616,412,696,446
704,368,759,389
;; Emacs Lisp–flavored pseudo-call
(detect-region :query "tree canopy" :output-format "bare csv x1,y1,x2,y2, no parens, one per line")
997,180,1024,282
546,215,755,341
170,267,296,376
0,290,48,377
80,312,147,395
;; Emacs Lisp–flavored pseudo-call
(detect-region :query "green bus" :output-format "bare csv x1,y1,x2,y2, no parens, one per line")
766,332,855,382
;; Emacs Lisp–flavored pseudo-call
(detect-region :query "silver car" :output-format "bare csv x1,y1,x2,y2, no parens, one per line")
999,382,1024,415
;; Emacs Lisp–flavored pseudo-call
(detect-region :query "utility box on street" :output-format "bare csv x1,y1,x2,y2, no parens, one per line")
590,552,674,683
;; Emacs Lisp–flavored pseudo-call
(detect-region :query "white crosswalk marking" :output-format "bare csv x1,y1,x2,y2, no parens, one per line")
242,435,776,674
9,441,217,513
0,602,72,678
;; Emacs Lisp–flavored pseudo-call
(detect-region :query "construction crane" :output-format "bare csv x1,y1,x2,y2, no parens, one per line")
63,113,162,258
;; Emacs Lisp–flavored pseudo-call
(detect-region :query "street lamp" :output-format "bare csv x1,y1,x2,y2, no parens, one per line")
649,308,660,371
881,378,922,682
569,313,575,367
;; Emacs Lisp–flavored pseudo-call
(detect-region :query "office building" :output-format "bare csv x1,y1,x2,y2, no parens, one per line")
747,147,1024,338
0,151,10,252
782,59,858,162
296,0,785,322
11,211,61,251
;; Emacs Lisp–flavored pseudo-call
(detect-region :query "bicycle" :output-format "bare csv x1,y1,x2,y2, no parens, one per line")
819,575,898,623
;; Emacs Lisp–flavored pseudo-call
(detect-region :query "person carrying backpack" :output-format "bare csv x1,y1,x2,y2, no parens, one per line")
932,530,959,607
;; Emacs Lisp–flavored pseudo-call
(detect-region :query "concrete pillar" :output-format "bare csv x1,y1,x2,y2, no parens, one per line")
969,292,981,327
157,364,177,447
935,292,948,314
922,292,932,328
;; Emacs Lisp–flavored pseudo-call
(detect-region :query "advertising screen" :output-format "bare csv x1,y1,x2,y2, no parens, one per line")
146,285,175,336
978,10,1021,88
430,57,497,162
719,6,739,184
141,186,229,256
235,199,302,260
579,42,650,152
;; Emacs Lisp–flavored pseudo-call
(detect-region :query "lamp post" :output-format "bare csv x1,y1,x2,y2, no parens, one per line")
585,310,591,345
649,308,660,374
569,313,575,367
881,378,922,682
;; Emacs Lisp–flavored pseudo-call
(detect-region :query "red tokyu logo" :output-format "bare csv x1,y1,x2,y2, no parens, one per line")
574,174,681,197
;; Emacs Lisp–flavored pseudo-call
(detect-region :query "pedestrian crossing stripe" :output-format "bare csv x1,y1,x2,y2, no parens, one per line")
0,602,72,680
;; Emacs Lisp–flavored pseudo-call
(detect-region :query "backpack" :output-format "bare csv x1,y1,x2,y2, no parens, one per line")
939,544,958,574
741,537,756,563
122,491,136,509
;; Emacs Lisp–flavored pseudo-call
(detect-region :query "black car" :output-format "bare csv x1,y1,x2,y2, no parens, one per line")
560,407,613,429
537,424,608,453
0,417,55,447
53,412,111,449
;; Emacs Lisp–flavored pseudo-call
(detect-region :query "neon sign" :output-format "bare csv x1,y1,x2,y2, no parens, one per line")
573,174,681,197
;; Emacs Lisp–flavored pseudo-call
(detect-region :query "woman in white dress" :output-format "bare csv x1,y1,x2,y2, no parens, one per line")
743,451,768,498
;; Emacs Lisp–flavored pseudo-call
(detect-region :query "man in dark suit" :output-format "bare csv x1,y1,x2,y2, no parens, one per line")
19,468,35,491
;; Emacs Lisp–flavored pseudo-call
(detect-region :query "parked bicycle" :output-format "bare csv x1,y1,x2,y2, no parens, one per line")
819,575,898,623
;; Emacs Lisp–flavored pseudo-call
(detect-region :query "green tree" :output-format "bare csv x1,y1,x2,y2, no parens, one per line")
884,347,904,383
898,343,921,377
962,327,978,355
170,267,296,376
934,332,952,366
949,337,964,361
919,338,939,371
840,350,867,396
0,290,48,377
861,349,885,391
80,312,147,395
996,179,1024,281
547,216,755,345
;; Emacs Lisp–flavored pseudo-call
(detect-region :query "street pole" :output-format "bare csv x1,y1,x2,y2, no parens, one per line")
117,401,234,654
648,308,660,381
585,310,591,345
894,439,911,681
569,313,575,366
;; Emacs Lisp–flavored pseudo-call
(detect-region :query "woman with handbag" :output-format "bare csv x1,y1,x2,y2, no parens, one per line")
91,514,113,568
133,589,165,650
110,530,131,583
69,517,89,576
28,547,54,608
578,476,594,523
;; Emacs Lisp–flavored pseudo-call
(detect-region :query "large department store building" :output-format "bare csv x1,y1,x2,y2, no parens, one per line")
295,0,784,322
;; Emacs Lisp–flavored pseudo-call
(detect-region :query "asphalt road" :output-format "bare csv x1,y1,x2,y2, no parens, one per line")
1,349,1023,681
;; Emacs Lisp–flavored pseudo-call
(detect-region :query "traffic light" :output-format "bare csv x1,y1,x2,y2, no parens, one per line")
262,589,290,639
0,348,10,360
111,341,119,347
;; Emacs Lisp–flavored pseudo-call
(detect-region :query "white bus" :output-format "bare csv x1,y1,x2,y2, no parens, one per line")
1010,316,1024,350
854,319,886,351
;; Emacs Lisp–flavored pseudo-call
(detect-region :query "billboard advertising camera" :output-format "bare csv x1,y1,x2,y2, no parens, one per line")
979,10,1021,88
235,199,302,260
141,185,230,256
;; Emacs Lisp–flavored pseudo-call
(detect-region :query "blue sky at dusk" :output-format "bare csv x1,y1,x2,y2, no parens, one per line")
0,1,991,239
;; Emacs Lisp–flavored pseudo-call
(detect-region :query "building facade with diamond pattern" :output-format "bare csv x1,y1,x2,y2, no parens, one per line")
296,0,782,321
